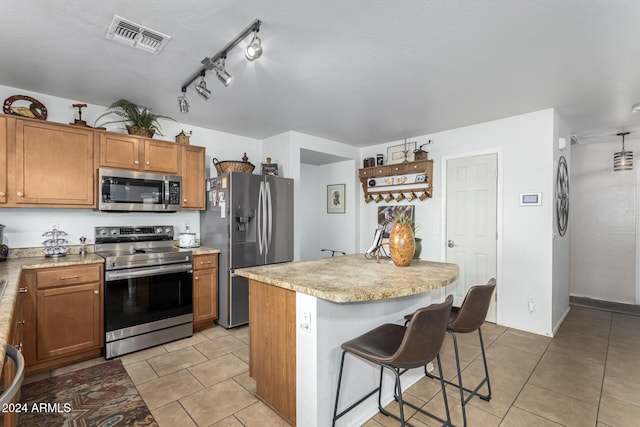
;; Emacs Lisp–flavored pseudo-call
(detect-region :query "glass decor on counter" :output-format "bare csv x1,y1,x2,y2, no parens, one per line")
42,228,69,257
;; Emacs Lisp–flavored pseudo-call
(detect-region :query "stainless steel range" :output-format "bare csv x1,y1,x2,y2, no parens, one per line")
95,225,193,359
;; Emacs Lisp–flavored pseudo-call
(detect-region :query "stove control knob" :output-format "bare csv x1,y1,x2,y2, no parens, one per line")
97,228,108,236
165,227,172,234
110,229,118,236
156,227,163,234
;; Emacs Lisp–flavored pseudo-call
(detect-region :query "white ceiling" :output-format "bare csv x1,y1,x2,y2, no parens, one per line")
2,0,640,146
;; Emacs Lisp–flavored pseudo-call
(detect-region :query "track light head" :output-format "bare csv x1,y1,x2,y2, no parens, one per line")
214,57,233,86
177,87,190,113
195,74,212,99
245,31,263,61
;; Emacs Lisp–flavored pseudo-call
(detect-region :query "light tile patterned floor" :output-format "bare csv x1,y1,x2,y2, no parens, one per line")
24,305,640,426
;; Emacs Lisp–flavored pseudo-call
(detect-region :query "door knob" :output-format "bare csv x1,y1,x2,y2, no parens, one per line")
447,240,455,248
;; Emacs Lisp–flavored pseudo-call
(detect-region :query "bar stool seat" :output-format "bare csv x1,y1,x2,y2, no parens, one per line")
332,295,454,427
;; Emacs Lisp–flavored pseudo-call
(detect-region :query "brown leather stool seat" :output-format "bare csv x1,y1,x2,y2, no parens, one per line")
332,295,453,427
406,279,496,427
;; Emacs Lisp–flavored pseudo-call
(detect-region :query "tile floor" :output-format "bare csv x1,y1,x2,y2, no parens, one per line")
24,305,640,426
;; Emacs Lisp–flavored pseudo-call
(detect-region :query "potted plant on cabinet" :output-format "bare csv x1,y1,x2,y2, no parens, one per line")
95,99,176,138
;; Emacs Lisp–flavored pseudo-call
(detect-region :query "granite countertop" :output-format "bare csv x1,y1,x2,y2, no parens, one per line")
234,254,459,303
185,247,220,255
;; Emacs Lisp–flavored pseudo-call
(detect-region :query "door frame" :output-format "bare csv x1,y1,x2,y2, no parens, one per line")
441,148,504,324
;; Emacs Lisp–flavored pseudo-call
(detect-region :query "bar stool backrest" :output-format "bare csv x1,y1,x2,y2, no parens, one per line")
448,279,497,333
390,295,453,369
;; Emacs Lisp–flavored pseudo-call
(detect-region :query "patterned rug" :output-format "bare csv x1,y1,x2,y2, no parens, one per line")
16,360,157,427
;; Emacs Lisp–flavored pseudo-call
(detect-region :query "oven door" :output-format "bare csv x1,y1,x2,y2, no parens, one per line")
104,263,193,335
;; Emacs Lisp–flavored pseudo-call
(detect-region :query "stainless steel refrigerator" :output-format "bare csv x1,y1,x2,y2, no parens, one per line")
200,172,294,328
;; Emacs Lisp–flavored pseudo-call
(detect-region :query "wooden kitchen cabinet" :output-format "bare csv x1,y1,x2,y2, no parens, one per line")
0,116,7,204
13,118,96,207
21,263,103,373
99,132,181,174
193,253,218,331
181,145,206,210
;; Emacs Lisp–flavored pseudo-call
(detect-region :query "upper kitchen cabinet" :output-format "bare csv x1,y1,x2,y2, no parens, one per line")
181,145,206,210
13,118,96,207
99,132,181,174
0,116,7,204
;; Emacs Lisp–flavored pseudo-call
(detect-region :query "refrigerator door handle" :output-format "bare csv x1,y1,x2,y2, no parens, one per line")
257,181,264,255
266,181,273,254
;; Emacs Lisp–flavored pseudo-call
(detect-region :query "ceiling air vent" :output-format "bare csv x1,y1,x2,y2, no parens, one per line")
106,15,171,54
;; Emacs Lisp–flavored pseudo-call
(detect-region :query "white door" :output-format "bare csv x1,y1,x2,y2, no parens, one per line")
446,153,498,322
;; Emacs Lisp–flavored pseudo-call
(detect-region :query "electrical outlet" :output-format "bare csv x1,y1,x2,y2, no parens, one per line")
49,222,59,231
426,362,435,373
300,311,311,333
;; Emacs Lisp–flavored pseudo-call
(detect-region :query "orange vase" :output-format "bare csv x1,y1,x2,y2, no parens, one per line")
388,223,415,267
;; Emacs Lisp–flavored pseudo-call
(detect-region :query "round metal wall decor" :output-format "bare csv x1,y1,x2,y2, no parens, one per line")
555,156,569,236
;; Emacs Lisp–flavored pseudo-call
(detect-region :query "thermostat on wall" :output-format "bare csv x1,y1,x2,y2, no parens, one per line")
520,193,542,206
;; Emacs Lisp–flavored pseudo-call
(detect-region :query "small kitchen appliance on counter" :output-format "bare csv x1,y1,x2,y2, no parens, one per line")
94,225,193,359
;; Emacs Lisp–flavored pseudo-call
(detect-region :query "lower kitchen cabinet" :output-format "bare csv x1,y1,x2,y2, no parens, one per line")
193,253,218,331
21,263,104,372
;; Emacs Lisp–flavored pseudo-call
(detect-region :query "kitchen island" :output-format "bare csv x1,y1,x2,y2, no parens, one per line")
235,254,459,427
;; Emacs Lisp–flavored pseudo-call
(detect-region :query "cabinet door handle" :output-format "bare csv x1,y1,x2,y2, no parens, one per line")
18,287,28,293
199,261,212,265
195,276,199,280
183,198,187,203
146,161,150,165
93,290,99,295
0,191,5,197
134,160,140,165
17,191,24,197
60,275,80,280
17,320,25,325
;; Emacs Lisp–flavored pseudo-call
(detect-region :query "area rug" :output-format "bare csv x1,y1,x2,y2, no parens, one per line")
17,359,157,427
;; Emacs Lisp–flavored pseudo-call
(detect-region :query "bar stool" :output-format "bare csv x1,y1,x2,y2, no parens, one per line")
410,279,496,427
332,295,453,427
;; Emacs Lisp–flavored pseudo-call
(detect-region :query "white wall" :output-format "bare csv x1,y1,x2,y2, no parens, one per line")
266,131,360,261
0,84,262,248
552,112,571,330
570,137,639,304
300,161,358,261
359,109,563,335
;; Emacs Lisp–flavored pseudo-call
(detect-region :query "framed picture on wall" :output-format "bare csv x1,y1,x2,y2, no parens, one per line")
327,184,346,214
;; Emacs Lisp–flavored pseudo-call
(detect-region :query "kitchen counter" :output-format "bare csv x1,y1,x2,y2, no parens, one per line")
0,248,220,370
236,254,459,426
235,253,459,303
0,254,104,369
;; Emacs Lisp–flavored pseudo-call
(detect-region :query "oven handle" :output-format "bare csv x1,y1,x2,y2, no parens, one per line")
105,263,193,281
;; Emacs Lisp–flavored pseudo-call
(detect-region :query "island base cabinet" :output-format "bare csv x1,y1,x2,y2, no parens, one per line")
249,280,296,425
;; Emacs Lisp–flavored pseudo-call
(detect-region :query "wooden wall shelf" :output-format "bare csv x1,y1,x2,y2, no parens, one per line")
359,159,433,203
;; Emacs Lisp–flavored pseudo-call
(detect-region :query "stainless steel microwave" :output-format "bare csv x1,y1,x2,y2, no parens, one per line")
99,168,182,212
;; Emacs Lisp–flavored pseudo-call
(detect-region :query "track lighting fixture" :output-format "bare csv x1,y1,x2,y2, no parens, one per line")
194,71,211,99
178,19,262,112
245,30,262,61
177,87,189,113
214,57,233,87
614,131,633,171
